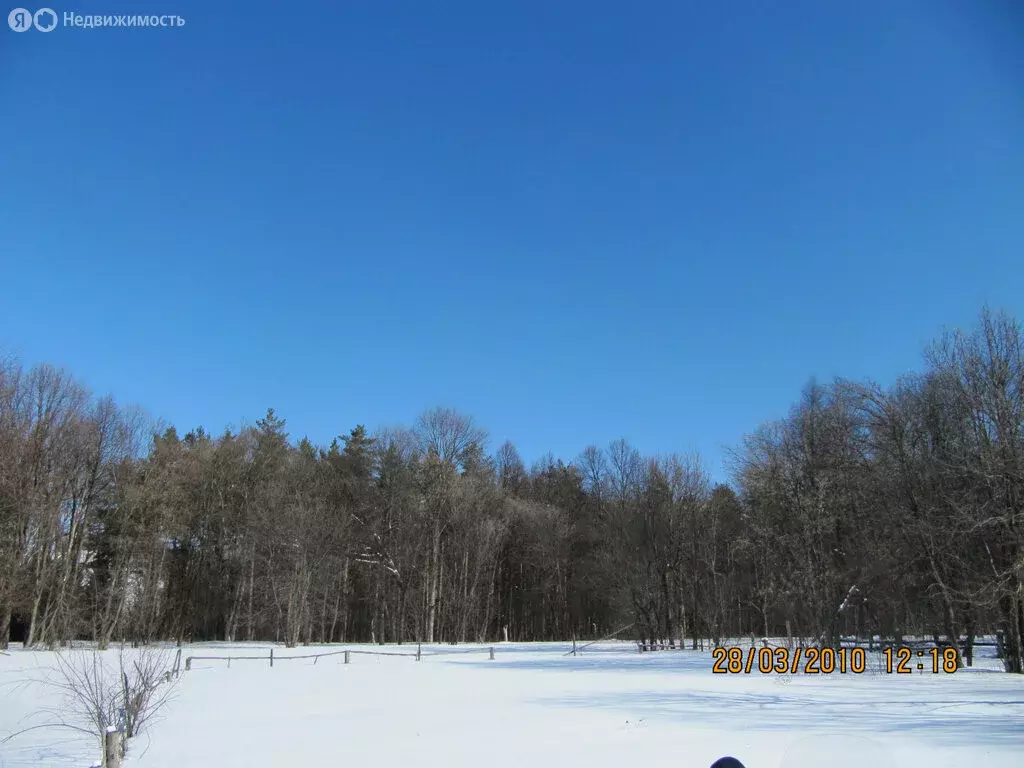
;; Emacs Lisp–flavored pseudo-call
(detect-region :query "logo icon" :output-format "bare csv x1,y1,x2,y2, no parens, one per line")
33,7,55,31
8,7,57,31
8,7,32,30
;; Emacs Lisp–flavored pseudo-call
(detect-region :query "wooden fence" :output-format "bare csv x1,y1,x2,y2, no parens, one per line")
184,644,496,671
563,623,636,657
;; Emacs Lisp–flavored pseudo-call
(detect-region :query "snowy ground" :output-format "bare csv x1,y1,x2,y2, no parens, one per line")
1,641,1022,768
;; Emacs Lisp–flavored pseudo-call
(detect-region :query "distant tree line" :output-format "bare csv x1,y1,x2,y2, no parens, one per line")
0,308,1021,673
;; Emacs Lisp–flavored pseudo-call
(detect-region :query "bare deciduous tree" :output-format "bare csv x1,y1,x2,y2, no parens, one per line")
1,308,1021,674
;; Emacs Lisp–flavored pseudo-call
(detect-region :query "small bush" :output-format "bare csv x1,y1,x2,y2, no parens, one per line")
46,647,177,754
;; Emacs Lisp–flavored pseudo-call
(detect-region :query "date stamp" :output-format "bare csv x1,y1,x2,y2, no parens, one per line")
712,646,960,675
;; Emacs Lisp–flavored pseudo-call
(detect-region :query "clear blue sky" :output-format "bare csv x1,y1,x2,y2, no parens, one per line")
2,1,1023,482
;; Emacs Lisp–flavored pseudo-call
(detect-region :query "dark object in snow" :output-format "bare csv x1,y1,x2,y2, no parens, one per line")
710,758,746,768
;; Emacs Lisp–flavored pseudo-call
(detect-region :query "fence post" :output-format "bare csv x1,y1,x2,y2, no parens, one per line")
103,727,122,768
270,648,274,668
489,647,494,660
185,657,192,672
417,643,422,661
344,651,350,664
227,657,231,669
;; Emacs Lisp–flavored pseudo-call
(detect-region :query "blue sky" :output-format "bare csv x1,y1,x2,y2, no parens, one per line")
2,1,1023,481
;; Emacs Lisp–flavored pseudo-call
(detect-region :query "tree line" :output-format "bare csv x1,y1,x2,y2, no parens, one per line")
0,308,1021,672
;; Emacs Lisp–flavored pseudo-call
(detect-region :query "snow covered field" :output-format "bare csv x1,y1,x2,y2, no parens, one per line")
1,641,1021,768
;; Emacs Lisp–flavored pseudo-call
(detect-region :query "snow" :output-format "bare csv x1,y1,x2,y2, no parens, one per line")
2,641,1022,768
0,650,99,767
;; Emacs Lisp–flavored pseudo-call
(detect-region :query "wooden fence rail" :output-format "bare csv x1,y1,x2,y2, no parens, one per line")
564,623,636,656
185,645,496,671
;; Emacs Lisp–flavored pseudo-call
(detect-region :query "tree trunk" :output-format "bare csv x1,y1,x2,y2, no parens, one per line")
459,549,470,643
0,606,10,650
426,520,441,643
25,588,44,647
1002,592,1023,674
245,546,256,642
661,571,673,648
